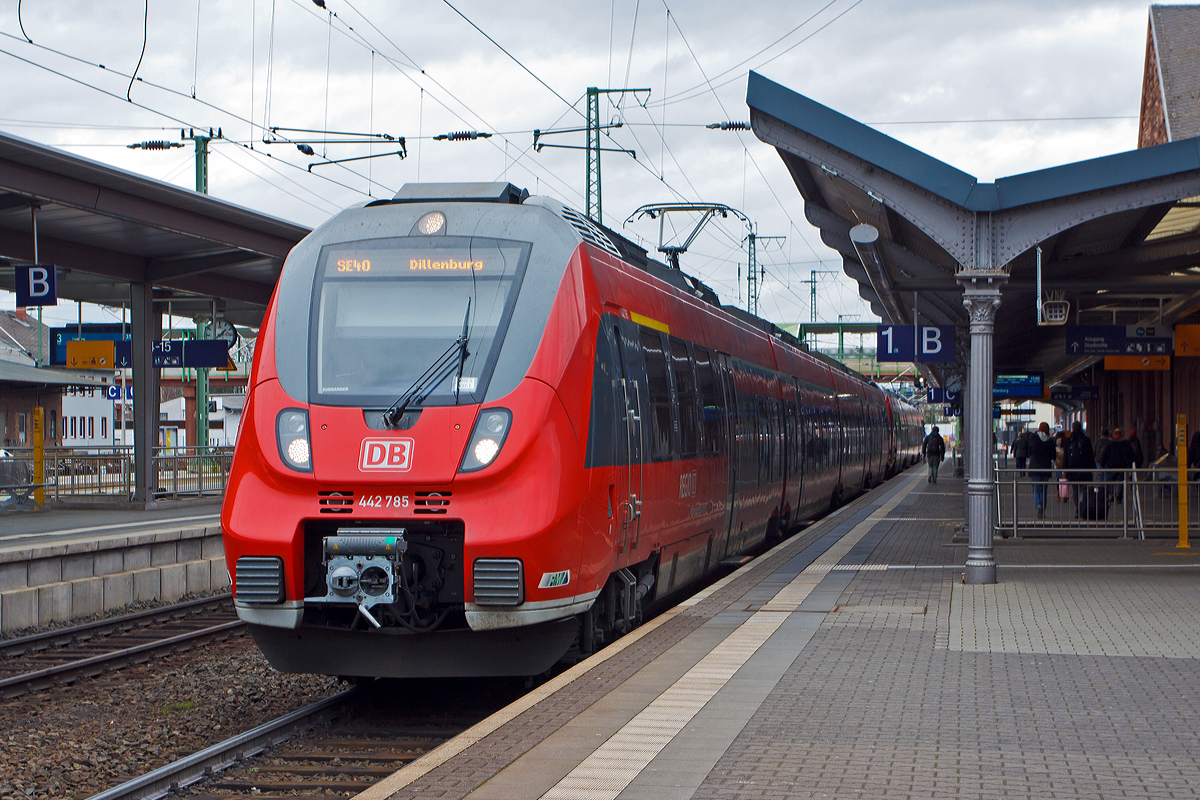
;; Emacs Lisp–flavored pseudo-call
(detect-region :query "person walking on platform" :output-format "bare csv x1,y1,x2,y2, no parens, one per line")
1065,421,1094,511
1102,428,1136,503
1012,429,1029,476
1027,422,1057,519
1128,428,1145,469
923,426,946,484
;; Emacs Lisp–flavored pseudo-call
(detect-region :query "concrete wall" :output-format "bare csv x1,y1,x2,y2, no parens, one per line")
0,525,227,632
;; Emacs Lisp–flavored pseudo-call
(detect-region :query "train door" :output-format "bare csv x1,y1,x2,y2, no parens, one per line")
715,352,737,561
612,323,644,553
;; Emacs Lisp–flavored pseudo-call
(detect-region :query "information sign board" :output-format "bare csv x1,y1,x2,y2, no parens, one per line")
152,341,182,368
1177,324,1200,357
65,340,114,369
51,325,131,366
1049,386,1101,401
1104,355,1170,371
1065,324,1173,355
1065,325,1123,356
183,340,231,368
993,373,1043,398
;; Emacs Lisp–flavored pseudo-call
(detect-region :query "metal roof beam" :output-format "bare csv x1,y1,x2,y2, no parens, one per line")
0,160,299,258
158,273,272,306
0,225,145,281
145,250,266,282
0,227,272,306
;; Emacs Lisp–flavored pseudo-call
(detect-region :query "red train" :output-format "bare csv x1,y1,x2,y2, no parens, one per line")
221,182,924,678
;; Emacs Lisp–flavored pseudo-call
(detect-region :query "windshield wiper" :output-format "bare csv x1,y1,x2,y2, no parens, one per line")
382,299,471,428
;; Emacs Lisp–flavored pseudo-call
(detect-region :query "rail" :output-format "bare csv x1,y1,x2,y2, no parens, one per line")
0,445,233,501
0,597,242,699
85,689,358,800
994,466,1200,539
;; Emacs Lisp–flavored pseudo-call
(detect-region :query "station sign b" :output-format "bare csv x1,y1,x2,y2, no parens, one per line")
15,264,57,307
876,324,955,363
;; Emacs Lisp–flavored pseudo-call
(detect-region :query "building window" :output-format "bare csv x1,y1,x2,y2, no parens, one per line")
101,417,107,440
18,413,26,445
70,416,76,439
48,409,56,441
88,417,94,439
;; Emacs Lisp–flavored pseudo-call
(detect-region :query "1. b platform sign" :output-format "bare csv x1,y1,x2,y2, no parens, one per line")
876,325,955,363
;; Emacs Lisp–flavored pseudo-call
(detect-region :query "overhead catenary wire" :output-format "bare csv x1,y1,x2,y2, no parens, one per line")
308,0,587,206
127,0,149,102
191,0,202,98
0,40,395,203
650,0,866,109
439,0,583,122
17,0,32,42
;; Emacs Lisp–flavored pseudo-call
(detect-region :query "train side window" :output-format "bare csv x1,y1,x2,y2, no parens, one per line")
639,327,674,462
669,336,700,459
693,345,723,456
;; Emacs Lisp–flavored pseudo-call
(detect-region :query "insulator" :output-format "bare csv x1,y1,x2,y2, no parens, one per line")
706,121,751,130
141,140,176,150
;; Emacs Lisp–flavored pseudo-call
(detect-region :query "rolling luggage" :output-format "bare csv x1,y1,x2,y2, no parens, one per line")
1077,488,1108,521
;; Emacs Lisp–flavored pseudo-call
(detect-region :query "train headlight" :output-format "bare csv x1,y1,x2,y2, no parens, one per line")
412,211,447,236
459,408,511,472
276,409,313,472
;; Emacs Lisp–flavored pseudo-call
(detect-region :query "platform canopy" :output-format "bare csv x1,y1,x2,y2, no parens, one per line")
0,131,310,326
746,71,1200,389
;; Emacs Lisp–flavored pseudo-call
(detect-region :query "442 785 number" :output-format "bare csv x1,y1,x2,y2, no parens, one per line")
359,495,409,508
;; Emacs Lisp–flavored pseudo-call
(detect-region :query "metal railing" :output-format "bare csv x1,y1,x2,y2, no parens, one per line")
151,446,233,499
0,445,232,501
994,466,1200,539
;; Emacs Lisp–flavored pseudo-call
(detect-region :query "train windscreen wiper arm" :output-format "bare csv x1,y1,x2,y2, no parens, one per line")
382,300,470,427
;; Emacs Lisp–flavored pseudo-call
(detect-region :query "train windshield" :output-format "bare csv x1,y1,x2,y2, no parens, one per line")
311,236,531,406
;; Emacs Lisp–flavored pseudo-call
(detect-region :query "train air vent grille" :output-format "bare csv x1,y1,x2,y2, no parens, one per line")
473,559,524,606
318,491,354,514
235,556,285,604
414,491,451,515
558,206,622,258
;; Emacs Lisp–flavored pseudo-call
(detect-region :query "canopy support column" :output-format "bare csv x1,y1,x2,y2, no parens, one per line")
130,282,161,505
958,270,1006,584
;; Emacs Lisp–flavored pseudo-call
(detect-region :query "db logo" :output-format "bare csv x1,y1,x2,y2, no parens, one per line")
359,438,414,471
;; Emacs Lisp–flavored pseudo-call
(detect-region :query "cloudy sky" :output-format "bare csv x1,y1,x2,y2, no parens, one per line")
0,0,1177,332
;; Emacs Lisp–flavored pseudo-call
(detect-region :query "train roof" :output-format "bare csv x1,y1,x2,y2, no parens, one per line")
381,182,884,392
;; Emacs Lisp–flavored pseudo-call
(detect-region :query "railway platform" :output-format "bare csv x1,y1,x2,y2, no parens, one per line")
356,467,1200,800
0,501,225,632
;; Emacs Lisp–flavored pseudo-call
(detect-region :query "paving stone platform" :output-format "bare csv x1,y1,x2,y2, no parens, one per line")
356,468,1200,800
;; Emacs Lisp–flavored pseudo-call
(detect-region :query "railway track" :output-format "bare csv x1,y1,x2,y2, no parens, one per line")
89,677,528,800
0,594,243,699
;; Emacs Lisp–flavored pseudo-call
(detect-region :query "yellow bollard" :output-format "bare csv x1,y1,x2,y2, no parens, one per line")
1178,413,1189,549
32,407,44,508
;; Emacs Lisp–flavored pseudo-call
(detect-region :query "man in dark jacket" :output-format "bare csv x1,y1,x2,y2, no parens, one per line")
1064,421,1094,509
923,426,946,484
1128,429,1145,468
1027,422,1057,519
1102,428,1136,503
1012,430,1029,476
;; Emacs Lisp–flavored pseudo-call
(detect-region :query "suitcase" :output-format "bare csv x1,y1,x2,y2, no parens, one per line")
1077,488,1108,521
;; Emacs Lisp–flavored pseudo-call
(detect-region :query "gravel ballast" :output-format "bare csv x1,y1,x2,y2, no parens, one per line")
0,633,341,799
